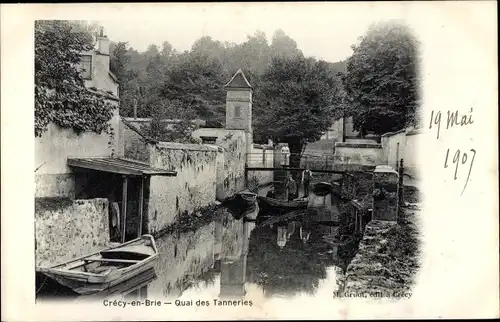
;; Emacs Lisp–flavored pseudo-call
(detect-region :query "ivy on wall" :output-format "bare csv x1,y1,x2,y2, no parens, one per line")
34,20,116,138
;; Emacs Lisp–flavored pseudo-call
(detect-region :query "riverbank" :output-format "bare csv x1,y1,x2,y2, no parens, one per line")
343,206,420,295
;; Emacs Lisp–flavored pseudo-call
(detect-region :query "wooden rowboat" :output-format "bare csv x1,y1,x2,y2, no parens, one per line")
257,196,308,213
36,234,158,296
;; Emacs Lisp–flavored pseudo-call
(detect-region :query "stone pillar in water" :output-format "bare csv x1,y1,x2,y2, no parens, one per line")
372,165,399,221
214,216,223,261
219,221,252,299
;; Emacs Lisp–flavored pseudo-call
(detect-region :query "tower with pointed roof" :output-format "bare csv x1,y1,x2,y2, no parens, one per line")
224,69,253,132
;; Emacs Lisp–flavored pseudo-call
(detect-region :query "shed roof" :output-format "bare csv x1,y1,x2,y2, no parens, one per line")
224,69,252,89
67,157,177,177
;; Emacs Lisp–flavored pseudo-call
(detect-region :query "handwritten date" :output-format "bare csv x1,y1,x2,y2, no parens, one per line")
429,108,474,140
444,148,476,195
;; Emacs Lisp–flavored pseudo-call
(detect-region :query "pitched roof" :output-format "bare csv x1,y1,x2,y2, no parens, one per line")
224,69,252,89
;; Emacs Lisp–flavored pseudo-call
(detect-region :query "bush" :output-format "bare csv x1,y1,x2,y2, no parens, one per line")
141,118,199,144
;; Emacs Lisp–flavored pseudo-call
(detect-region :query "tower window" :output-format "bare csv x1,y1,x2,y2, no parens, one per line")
234,105,241,118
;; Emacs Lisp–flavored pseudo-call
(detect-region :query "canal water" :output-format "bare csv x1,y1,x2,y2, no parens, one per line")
142,188,358,301
36,188,361,301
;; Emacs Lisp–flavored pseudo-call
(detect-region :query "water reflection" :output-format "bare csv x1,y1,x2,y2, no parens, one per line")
218,220,254,299
246,220,343,297
140,194,356,300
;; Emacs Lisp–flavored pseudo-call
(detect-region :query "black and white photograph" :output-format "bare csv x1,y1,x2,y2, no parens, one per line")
1,2,498,320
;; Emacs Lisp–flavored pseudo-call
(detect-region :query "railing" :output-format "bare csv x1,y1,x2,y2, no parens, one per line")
246,152,336,170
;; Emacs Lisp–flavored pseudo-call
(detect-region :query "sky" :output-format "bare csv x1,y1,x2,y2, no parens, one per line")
96,2,416,63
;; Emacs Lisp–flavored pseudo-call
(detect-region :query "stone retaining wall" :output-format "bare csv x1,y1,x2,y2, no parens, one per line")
35,198,110,266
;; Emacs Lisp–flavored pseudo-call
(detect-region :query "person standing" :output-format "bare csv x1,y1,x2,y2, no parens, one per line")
287,174,297,201
301,167,312,197
284,145,290,167
280,145,290,167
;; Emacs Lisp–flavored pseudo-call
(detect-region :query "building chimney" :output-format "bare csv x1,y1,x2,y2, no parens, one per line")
97,28,110,56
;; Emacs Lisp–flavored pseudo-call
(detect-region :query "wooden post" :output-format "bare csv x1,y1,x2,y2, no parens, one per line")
342,117,346,142
324,155,328,170
354,209,359,234
398,159,405,210
137,176,144,237
121,175,128,243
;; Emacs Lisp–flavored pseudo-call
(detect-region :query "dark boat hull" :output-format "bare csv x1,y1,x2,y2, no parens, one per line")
257,196,308,213
219,192,258,220
313,182,334,196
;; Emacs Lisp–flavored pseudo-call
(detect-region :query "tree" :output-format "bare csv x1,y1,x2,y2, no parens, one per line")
140,100,199,144
237,31,271,75
341,22,420,135
144,44,160,59
110,41,143,117
254,55,342,166
110,41,130,81
270,29,303,59
161,53,226,126
34,20,115,137
160,41,173,58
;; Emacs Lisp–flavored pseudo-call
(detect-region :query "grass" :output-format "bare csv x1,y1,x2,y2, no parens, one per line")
153,203,221,238
345,189,421,293
403,185,421,204
386,215,419,261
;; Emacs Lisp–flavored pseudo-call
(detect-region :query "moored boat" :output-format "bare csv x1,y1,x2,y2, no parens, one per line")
218,192,258,220
239,191,258,205
312,182,333,196
36,235,158,296
257,196,308,213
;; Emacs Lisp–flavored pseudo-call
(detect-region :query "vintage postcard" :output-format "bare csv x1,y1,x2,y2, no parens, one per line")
1,1,498,320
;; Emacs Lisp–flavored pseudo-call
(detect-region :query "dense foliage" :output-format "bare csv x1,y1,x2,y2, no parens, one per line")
34,20,116,138
341,22,420,135
140,118,200,144
161,53,227,125
254,56,344,165
109,29,346,135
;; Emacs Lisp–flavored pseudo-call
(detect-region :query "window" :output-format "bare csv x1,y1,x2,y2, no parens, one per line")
234,105,241,118
79,55,92,80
